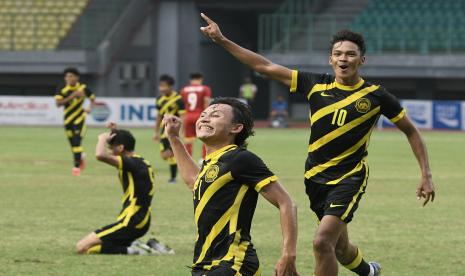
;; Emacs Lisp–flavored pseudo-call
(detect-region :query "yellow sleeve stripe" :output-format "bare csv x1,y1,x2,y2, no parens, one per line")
390,108,406,123
255,175,278,192
290,70,298,93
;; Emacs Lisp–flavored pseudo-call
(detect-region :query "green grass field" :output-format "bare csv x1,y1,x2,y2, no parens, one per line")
0,126,464,275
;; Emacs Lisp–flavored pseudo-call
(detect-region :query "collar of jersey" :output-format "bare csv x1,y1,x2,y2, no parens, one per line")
335,78,364,91
160,91,178,100
205,144,237,161
65,82,81,90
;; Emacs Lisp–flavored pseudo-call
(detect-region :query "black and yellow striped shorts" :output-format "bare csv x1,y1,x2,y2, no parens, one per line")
305,166,368,224
95,214,150,246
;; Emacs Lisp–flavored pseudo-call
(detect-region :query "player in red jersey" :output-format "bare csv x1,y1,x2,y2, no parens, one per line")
180,72,212,158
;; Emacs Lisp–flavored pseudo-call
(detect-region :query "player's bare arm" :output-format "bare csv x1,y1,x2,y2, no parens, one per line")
153,114,163,141
55,90,84,107
163,114,200,189
395,115,435,206
200,13,292,87
95,132,120,167
260,182,299,276
86,97,96,113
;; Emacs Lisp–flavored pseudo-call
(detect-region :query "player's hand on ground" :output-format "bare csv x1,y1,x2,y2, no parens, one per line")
417,175,435,206
275,254,299,276
163,114,182,139
200,13,224,43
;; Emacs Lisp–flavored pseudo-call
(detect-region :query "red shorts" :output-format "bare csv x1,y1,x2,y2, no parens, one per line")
184,112,200,138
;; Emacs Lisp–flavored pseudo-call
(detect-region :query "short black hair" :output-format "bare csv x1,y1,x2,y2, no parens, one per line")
330,29,366,56
210,97,254,147
108,129,136,152
159,74,175,86
63,67,80,77
190,72,203,80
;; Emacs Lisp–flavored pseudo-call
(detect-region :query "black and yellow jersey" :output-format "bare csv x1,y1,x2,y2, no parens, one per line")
192,145,277,275
290,70,406,185
54,82,95,126
156,91,186,118
156,92,186,136
114,155,155,228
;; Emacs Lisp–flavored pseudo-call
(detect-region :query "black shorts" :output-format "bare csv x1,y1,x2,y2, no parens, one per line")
64,120,86,138
305,163,369,223
191,266,236,276
95,215,150,246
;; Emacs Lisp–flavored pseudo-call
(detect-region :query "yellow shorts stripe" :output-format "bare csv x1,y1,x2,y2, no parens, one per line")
341,164,369,221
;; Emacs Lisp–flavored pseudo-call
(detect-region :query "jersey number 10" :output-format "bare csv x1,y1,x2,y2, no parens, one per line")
331,109,347,126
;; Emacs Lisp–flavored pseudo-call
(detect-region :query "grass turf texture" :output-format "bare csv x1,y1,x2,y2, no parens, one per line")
0,127,464,275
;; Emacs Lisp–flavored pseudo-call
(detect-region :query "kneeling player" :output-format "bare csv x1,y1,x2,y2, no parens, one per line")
164,98,299,276
76,125,156,255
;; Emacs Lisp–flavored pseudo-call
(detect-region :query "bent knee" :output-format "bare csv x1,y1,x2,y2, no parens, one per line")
313,236,336,255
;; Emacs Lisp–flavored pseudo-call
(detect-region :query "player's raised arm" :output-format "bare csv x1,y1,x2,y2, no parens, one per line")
394,116,435,206
200,13,293,87
259,182,299,276
163,114,200,189
95,132,120,167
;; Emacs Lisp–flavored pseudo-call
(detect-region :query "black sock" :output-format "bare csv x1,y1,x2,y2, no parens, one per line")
170,164,177,179
73,152,81,168
344,248,371,275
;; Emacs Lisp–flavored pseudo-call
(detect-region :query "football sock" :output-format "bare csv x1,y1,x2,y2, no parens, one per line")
72,148,82,168
168,157,177,179
343,248,371,276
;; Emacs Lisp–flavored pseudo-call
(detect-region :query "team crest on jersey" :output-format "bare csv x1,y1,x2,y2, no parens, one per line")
205,165,220,183
355,98,371,113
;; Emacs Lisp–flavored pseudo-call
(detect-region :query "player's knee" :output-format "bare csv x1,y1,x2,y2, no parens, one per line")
313,235,335,255
75,241,88,254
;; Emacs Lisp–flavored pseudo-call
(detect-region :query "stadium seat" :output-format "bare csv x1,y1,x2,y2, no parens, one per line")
350,0,465,53
0,0,89,50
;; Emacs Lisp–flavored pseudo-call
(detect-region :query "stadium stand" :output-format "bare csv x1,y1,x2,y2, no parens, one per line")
0,0,88,50
351,0,465,53
259,0,465,54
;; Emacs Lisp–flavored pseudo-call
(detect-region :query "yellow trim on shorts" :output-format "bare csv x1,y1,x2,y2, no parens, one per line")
340,163,369,221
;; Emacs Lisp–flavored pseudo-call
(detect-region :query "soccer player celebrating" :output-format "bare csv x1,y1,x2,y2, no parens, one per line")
153,75,186,183
76,123,156,255
54,67,95,176
200,14,435,276
180,72,212,159
163,97,299,276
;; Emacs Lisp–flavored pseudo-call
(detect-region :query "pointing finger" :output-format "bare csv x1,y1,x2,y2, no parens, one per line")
200,13,214,24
